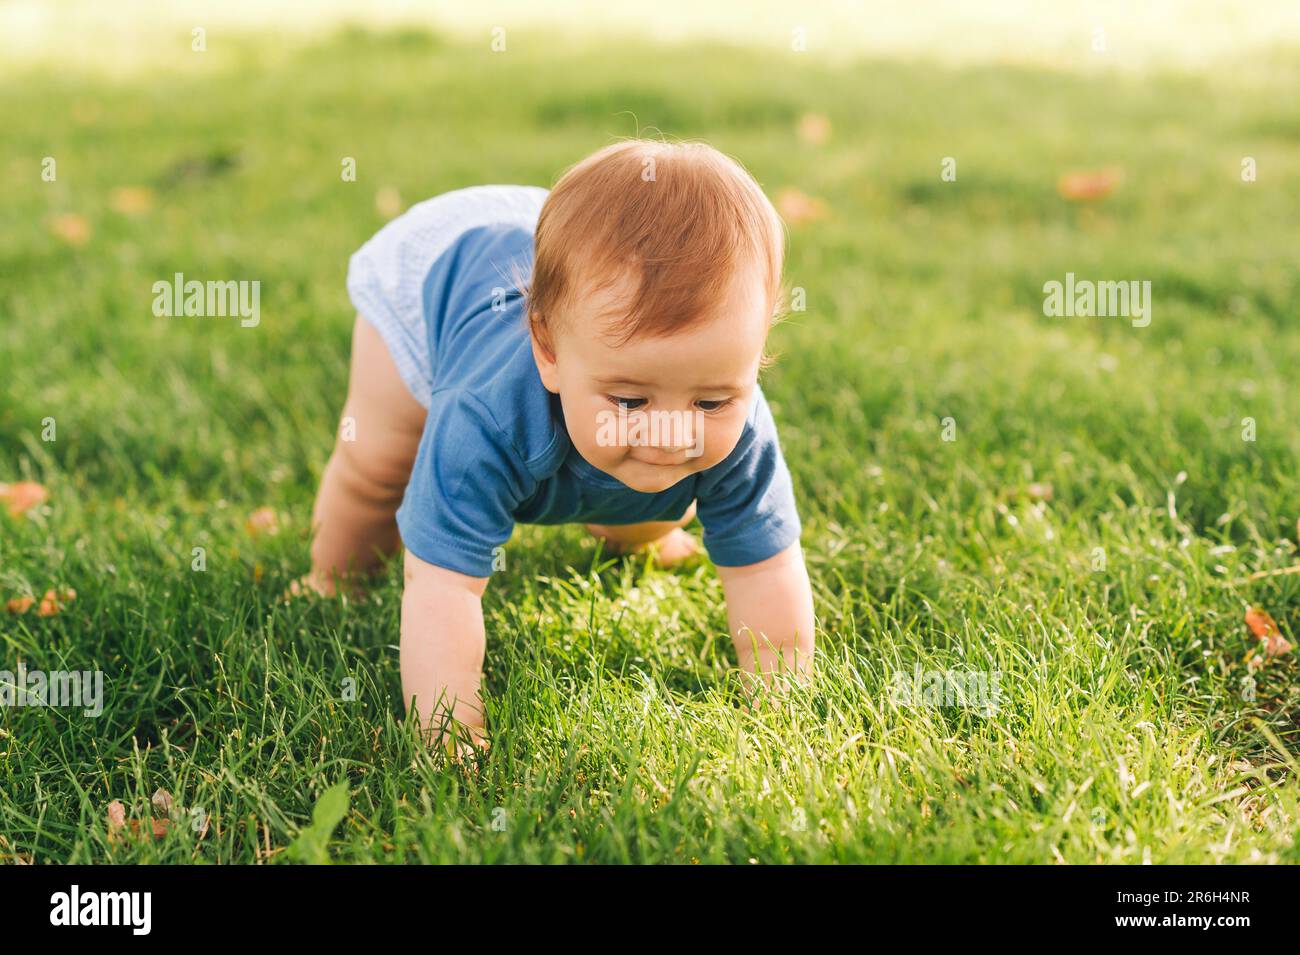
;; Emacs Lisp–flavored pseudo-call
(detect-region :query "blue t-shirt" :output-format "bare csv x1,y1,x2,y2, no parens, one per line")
347,185,801,577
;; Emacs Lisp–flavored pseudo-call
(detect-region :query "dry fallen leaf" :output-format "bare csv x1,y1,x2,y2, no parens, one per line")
375,186,402,220
136,818,171,839
775,187,828,225
36,587,76,617
5,596,35,615
1057,168,1122,201
107,798,171,842
107,800,127,839
246,506,280,537
1246,607,1293,662
797,112,831,146
152,788,174,815
109,185,156,215
123,818,171,840
49,213,92,246
0,481,49,517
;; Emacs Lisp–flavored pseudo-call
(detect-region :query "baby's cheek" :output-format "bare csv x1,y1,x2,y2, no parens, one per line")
573,399,609,452
702,422,743,468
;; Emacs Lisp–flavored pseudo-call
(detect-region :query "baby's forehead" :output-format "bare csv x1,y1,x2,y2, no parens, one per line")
562,257,774,340
566,301,770,392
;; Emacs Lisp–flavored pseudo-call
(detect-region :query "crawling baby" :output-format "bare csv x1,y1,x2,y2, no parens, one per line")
300,140,815,747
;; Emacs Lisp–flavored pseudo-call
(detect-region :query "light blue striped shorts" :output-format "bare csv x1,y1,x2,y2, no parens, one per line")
345,184,548,408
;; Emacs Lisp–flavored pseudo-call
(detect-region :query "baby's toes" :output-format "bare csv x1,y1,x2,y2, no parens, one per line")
283,572,337,602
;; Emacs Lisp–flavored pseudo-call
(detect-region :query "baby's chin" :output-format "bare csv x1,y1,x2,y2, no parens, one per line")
613,459,694,494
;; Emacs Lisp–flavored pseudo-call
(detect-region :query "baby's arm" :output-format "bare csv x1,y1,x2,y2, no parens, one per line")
400,549,490,749
716,542,815,688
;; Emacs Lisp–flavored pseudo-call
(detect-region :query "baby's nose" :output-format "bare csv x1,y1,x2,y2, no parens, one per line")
645,411,698,452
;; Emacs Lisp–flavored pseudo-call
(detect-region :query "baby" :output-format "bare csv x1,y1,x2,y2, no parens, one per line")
301,140,815,747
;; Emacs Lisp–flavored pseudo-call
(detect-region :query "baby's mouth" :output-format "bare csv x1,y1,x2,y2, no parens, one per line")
629,450,686,467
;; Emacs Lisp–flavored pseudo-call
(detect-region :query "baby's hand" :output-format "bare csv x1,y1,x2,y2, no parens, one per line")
400,549,490,747
716,543,816,687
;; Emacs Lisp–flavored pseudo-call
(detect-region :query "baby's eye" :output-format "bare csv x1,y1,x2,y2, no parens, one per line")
606,395,647,411
695,398,733,413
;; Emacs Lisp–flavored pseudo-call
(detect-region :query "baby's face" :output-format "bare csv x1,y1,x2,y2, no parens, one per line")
532,267,770,494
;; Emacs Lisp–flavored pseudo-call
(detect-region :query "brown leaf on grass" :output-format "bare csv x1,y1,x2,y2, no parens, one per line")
135,818,171,839
107,798,171,842
36,588,76,617
796,112,831,146
1245,607,1293,661
245,506,280,537
49,213,92,246
152,788,210,839
0,481,49,517
5,596,35,615
107,800,127,839
1057,168,1122,201
109,186,156,215
775,187,828,225
1246,607,1279,639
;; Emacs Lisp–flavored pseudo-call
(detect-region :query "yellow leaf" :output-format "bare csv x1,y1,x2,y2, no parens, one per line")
1057,168,1122,201
0,481,49,516
50,213,92,246
109,186,156,215
375,186,402,220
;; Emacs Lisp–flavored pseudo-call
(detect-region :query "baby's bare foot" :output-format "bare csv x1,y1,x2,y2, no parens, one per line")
592,527,699,567
284,570,349,601
644,528,699,568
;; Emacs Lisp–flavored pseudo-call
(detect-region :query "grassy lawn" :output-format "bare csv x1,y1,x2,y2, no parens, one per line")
3,23,1300,864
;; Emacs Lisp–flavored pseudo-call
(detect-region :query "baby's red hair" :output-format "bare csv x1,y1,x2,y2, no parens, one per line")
528,140,784,349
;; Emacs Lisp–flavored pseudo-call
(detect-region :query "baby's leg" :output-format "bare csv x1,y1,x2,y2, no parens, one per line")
302,315,427,594
585,501,698,567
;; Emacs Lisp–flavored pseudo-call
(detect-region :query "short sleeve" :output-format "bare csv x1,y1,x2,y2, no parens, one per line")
694,387,802,567
396,389,533,577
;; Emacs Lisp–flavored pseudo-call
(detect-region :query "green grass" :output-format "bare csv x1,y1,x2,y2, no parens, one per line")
3,25,1300,864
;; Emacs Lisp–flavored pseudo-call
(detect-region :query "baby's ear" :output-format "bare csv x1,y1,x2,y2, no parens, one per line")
529,315,561,393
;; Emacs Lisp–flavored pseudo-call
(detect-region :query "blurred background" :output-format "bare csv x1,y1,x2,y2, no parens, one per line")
6,0,1300,72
